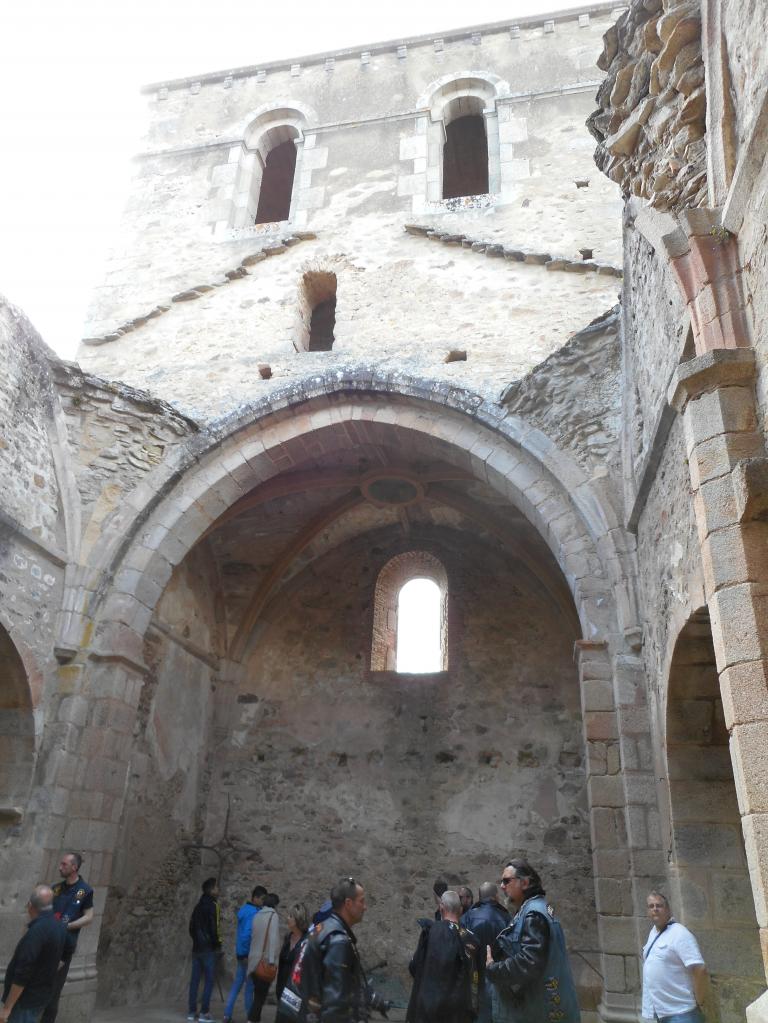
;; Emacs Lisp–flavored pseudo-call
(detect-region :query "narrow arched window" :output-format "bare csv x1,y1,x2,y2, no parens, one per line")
442,105,489,200
371,552,448,672
396,578,443,672
255,137,298,224
298,271,337,351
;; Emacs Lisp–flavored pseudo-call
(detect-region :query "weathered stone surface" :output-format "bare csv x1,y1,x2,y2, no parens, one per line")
588,0,707,211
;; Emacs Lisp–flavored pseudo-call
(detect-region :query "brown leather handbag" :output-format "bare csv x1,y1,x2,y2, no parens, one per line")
253,912,277,983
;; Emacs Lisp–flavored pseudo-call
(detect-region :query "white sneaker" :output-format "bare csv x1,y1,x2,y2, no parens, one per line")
199,1015,215,1022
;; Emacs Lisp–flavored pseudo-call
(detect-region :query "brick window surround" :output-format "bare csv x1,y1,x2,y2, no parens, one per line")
370,551,448,672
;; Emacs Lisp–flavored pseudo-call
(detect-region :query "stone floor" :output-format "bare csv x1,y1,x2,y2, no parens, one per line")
92,1000,408,1022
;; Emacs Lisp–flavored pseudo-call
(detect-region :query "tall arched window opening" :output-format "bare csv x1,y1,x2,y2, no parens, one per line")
0,624,35,814
297,271,337,351
443,112,489,199
396,578,443,672
255,138,298,224
371,551,448,672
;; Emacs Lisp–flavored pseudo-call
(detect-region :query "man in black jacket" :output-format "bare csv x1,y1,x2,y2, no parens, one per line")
406,890,479,1023
461,882,509,1023
1,886,67,1023
301,878,389,1023
187,877,222,1022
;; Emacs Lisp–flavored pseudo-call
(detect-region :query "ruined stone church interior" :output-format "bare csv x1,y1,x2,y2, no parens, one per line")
2,0,768,1020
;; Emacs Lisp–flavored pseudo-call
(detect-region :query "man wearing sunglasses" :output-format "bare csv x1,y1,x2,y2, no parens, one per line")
485,860,580,1023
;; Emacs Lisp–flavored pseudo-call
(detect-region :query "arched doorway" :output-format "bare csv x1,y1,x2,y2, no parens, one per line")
0,623,35,815
666,609,764,1022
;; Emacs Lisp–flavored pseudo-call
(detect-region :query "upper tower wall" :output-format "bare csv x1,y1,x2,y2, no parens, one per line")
80,5,625,420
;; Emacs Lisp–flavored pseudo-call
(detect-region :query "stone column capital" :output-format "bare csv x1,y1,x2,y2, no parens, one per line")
668,347,756,413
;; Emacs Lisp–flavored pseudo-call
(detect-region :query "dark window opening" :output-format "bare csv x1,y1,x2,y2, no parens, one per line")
309,297,336,351
255,139,297,224
442,114,489,200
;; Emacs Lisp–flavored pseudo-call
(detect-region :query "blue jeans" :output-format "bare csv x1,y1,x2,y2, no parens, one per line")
224,957,254,1018
654,1010,705,1023
188,951,216,1014
9,1006,44,1023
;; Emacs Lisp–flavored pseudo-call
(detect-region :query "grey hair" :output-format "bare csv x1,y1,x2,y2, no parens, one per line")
440,890,462,915
30,885,54,911
647,890,670,908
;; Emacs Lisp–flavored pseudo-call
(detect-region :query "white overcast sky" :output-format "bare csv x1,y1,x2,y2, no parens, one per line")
1,0,592,360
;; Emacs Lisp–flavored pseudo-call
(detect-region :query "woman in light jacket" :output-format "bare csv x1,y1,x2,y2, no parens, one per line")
248,893,281,1022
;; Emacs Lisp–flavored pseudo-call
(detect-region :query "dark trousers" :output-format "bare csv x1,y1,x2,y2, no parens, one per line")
39,958,71,1023
247,976,272,1021
188,951,216,1014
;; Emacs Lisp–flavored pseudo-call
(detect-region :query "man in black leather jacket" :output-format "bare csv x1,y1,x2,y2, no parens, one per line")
307,878,389,1023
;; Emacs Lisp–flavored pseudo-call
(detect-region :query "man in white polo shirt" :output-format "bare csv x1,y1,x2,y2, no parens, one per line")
642,891,708,1023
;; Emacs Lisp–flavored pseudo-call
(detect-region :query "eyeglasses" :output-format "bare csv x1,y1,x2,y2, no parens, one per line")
499,876,517,886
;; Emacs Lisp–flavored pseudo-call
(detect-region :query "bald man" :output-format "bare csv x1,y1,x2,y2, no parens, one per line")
461,883,510,1023
1,886,67,1023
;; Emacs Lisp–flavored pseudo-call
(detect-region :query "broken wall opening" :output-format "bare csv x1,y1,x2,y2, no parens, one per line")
666,609,764,1023
297,271,337,351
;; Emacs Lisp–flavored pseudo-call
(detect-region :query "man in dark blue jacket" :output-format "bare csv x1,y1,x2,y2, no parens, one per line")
1,886,67,1023
460,883,509,1023
187,877,222,1022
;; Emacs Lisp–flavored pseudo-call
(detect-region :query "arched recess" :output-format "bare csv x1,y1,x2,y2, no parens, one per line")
0,623,36,817
371,551,448,671
665,609,764,1022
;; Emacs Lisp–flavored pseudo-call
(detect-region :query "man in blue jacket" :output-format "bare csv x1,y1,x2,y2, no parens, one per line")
222,886,267,1023
461,883,509,1023
485,860,580,1023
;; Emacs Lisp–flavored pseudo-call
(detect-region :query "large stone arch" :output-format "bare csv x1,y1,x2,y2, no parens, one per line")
61,375,634,657
50,374,657,1020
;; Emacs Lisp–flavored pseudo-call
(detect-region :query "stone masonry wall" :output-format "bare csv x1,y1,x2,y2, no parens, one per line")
93,523,601,1008
195,526,599,1010
96,545,223,1006
0,299,62,550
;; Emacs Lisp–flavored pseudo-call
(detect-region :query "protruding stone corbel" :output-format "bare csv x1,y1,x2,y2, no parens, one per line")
667,347,756,414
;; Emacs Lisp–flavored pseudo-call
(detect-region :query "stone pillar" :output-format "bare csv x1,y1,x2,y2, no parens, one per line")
669,348,768,995
576,641,661,1022
37,652,147,1021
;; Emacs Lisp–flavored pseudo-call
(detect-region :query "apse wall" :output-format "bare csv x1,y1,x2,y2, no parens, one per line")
208,527,596,1008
